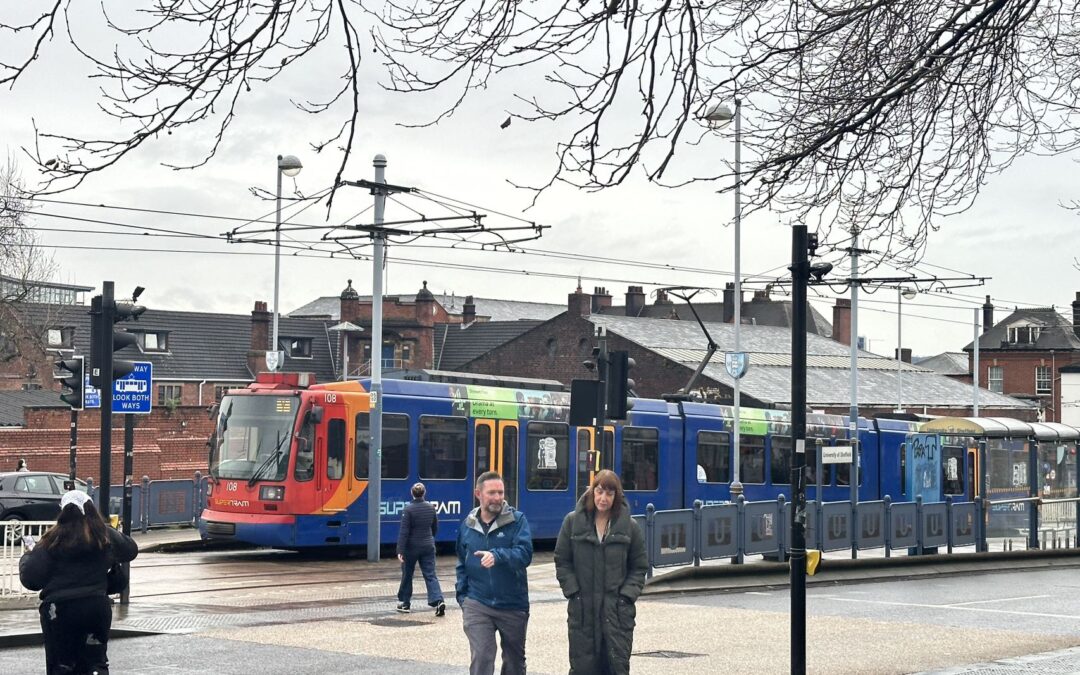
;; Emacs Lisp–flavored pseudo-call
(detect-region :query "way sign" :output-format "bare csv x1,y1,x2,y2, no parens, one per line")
821,444,854,464
113,362,153,414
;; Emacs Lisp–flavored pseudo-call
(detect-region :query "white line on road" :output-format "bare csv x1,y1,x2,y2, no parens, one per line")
815,595,1080,620
948,594,1051,606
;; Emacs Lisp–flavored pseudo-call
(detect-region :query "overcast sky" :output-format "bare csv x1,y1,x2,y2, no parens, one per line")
2,8,1079,360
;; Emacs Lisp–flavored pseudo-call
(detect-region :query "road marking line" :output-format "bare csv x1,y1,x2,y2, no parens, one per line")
948,594,1051,606
815,595,1080,620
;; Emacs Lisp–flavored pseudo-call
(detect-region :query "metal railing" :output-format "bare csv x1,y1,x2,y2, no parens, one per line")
635,494,1080,577
84,472,209,533
1,521,53,596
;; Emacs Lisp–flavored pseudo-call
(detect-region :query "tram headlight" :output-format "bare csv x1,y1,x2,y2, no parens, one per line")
259,485,286,501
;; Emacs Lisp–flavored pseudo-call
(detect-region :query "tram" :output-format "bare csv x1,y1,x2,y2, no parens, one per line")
198,372,1079,548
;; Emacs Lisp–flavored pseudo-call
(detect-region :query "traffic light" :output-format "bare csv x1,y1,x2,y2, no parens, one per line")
605,350,635,420
90,293,146,389
55,355,84,410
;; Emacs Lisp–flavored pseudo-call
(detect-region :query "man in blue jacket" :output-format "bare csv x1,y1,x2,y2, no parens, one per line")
456,471,533,675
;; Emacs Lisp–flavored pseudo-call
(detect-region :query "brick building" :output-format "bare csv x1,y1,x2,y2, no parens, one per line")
459,286,1035,419
964,294,1080,422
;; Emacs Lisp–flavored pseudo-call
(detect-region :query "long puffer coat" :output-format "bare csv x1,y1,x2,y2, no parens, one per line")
554,494,648,675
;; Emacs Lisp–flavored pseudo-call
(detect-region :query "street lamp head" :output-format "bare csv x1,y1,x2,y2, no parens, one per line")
901,288,917,300
703,102,735,129
278,154,303,177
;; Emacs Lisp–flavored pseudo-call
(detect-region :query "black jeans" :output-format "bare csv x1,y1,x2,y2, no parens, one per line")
397,548,444,606
39,595,112,674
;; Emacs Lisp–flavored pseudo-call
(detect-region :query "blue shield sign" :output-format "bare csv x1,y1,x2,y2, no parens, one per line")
725,352,749,380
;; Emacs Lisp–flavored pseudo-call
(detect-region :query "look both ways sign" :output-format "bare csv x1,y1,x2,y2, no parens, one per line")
83,361,153,414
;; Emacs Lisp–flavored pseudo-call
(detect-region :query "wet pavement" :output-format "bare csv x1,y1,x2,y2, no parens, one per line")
4,529,1080,673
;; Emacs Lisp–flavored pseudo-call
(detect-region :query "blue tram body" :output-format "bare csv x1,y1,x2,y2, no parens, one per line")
199,374,1068,549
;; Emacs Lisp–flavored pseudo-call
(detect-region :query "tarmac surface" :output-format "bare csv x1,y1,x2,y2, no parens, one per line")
3,529,1080,673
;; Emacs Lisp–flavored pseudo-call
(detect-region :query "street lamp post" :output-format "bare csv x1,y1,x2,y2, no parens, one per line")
704,98,744,499
896,287,916,411
272,154,303,370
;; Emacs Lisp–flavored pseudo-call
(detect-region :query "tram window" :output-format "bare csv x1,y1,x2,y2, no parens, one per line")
577,429,592,473
294,420,315,482
355,413,410,479
420,416,468,480
476,424,493,475
943,445,964,495
327,419,345,480
697,431,730,483
835,447,859,486
526,422,569,490
622,427,659,491
771,436,791,485
740,435,766,484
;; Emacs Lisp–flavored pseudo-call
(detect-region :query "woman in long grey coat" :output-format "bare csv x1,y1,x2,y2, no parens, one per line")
554,470,649,675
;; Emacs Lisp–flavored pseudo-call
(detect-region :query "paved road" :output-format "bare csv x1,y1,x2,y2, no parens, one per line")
6,552,1080,673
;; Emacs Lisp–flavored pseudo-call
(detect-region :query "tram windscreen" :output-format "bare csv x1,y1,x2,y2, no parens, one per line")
210,395,299,482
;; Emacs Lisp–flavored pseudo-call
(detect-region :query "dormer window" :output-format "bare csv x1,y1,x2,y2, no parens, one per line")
1008,325,1040,344
132,330,169,352
47,327,75,349
281,337,312,358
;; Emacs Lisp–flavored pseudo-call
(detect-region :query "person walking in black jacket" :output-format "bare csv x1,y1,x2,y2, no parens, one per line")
396,482,445,615
19,490,138,675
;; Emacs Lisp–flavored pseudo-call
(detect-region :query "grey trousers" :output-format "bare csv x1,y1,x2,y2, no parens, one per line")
461,597,530,675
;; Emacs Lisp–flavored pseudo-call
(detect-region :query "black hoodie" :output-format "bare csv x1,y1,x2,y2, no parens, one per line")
19,528,138,603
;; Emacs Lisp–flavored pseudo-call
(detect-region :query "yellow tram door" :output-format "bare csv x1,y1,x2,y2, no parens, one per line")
475,420,496,508
967,445,981,502
498,421,519,508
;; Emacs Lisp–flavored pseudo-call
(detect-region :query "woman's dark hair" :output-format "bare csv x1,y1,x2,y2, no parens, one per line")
38,499,111,555
583,470,625,519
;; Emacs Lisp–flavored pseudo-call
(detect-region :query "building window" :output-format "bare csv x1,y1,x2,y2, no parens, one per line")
1008,325,1040,344
546,338,557,361
46,327,74,349
132,331,168,352
988,366,1004,394
402,344,411,363
157,384,182,406
280,337,312,358
213,385,234,402
1036,366,1052,395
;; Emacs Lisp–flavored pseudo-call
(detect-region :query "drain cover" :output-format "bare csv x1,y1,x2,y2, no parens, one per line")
368,617,430,628
634,651,704,659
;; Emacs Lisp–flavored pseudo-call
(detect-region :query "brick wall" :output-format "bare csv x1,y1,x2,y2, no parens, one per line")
968,350,1080,422
0,405,215,483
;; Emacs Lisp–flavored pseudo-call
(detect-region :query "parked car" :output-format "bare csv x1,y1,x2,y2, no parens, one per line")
0,472,88,521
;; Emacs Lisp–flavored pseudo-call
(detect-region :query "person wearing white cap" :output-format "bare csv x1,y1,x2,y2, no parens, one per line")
395,481,445,616
19,489,138,675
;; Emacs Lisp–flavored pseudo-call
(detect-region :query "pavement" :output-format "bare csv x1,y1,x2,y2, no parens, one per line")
4,529,1080,674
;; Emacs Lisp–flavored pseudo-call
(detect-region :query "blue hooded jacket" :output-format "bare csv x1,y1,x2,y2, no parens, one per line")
455,502,532,611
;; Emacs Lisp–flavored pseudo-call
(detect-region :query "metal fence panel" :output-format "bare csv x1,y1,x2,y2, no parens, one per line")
104,485,144,531
698,504,739,560
742,501,780,555
147,480,196,526
821,502,853,552
650,509,695,568
855,501,886,550
890,502,917,550
1,521,53,596
951,502,976,547
922,502,948,549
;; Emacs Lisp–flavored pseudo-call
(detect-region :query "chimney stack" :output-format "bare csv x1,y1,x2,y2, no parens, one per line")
625,285,646,317
832,299,852,346
983,295,994,335
894,347,912,364
591,286,612,313
463,295,476,324
568,286,591,317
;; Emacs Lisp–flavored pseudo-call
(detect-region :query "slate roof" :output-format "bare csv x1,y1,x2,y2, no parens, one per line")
599,299,833,337
290,292,564,323
914,352,970,376
588,314,1033,410
0,389,66,426
965,307,1080,351
12,303,338,384
434,320,544,370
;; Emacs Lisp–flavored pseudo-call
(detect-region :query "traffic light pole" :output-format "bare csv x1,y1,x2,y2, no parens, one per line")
96,282,115,518
68,410,78,481
790,225,809,675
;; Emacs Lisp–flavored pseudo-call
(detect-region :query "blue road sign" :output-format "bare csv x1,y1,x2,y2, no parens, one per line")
85,361,153,414
114,362,153,414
